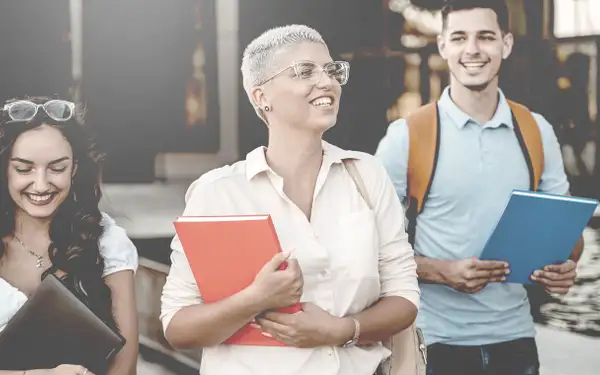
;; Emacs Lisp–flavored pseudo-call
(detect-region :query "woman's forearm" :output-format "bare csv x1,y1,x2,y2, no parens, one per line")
165,285,266,349
351,296,417,344
106,339,138,375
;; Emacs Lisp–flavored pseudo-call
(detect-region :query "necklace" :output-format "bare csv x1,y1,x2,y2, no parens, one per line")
13,235,45,268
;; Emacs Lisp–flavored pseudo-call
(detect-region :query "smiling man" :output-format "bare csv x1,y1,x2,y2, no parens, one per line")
375,1,579,374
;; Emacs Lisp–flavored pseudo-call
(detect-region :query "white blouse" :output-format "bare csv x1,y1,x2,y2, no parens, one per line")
0,213,139,332
160,142,420,375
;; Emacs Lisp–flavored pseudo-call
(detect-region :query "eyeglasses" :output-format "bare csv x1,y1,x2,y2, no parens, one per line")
259,60,350,86
2,100,75,122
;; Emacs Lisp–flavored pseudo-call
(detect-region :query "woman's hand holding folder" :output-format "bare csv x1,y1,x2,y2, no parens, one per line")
249,251,304,311
164,250,304,349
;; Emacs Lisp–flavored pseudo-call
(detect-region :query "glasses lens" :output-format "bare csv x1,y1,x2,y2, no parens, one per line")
293,62,320,81
44,100,73,121
325,61,349,85
8,102,37,121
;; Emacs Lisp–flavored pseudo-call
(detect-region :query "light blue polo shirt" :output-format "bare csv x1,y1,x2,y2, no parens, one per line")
375,87,569,346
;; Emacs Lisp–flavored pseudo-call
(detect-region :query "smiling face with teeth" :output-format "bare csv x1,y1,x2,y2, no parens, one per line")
252,42,342,133
438,7,513,93
7,125,76,221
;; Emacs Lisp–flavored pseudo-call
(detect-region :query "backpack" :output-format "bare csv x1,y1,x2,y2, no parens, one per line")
405,100,545,246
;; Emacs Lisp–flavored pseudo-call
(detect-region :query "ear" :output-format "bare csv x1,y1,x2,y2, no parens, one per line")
501,32,514,60
250,86,269,110
71,161,78,178
437,34,447,60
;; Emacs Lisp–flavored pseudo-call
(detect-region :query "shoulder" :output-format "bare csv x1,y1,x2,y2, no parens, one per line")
529,111,562,149
343,151,392,192
375,118,410,162
183,160,247,203
99,212,139,277
383,118,410,141
530,111,556,135
0,278,28,331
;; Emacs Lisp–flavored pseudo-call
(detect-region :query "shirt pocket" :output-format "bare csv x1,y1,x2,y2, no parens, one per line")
325,209,380,279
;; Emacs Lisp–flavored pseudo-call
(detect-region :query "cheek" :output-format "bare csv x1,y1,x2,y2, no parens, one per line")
7,171,29,194
445,51,462,66
275,88,311,111
53,174,73,192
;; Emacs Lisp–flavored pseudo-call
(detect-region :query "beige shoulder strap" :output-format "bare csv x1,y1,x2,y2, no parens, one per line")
342,158,426,375
342,159,373,209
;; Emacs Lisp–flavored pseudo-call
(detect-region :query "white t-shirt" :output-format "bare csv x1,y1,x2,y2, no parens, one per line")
0,213,139,332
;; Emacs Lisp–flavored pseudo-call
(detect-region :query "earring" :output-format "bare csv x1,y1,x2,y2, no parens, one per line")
264,105,271,112
71,180,78,202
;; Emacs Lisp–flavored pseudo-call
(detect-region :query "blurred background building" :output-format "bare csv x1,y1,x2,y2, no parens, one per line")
0,1,598,374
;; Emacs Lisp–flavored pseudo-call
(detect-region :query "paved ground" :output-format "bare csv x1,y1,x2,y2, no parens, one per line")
138,325,600,375
536,324,600,375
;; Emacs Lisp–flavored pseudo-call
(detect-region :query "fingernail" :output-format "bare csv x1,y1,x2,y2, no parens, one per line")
261,332,272,338
533,271,542,277
505,269,511,275
250,323,260,329
501,277,506,281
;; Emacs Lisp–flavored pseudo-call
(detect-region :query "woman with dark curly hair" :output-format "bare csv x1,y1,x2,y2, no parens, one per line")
0,97,139,375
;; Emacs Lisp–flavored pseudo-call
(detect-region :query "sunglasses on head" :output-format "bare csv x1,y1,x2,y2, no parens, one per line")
2,99,75,122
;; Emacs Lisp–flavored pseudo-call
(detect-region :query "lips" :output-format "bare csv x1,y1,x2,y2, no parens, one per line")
24,193,57,206
310,95,334,107
460,61,489,72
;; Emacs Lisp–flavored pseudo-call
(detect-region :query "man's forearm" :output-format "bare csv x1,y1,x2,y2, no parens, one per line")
415,255,450,284
569,235,584,263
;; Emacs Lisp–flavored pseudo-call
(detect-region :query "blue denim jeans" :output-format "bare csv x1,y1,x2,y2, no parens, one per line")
426,337,540,375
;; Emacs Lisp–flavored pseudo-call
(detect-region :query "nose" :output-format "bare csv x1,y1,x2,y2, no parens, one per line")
32,170,50,192
464,37,481,56
314,69,334,89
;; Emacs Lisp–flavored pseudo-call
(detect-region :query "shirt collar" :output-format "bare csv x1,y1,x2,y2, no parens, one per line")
438,86,514,129
245,141,363,180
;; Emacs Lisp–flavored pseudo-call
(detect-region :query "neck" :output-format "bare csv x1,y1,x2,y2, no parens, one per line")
266,126,323,179
13,210,51,244
449,77,499,124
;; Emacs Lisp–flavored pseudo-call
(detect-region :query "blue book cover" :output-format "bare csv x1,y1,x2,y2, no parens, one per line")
479,190,598,284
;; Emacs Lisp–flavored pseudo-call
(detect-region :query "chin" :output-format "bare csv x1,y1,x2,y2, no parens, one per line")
21,206,59,220
459,78,493,92
17,198,64,220
313,120,336,133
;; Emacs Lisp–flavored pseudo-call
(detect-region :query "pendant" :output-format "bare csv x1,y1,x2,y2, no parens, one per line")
36,257,44,268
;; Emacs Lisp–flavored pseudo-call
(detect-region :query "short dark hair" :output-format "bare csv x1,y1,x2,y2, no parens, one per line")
441,0,509,33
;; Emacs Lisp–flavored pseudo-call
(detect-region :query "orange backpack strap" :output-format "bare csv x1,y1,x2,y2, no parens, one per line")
406,102,440,246
404,100,543,246
507,100,544,191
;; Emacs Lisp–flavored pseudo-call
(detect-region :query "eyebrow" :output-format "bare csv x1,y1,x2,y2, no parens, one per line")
10,156,70,165
450,30,498,36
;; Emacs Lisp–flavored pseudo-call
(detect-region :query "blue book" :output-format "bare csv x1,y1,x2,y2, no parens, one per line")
479,190,598,284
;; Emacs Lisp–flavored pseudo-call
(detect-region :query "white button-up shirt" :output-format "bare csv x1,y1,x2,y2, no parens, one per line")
160,142,419,375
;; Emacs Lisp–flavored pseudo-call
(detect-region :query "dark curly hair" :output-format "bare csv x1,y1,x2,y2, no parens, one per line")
0,96,117,332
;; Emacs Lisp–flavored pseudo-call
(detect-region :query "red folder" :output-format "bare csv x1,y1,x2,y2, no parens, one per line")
173,214,302,346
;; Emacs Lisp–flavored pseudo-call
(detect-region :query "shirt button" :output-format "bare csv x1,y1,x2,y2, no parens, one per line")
320,269,330,278
327,348,333,356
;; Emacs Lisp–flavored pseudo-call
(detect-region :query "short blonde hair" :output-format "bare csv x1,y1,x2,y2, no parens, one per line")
241,24,326,119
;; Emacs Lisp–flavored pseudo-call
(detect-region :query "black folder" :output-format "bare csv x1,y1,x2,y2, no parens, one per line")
0,274,125,374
